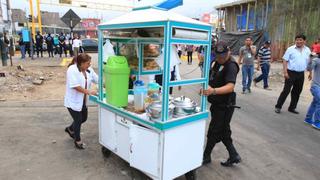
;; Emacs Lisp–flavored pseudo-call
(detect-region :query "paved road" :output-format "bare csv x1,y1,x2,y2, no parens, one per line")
0,59,319,180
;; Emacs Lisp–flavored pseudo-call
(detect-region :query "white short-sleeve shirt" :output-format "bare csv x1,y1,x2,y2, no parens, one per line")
64,64,98,111
283,45,311,72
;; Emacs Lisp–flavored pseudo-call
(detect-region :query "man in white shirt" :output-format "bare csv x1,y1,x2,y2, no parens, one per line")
275,34,312,114
72,34,82,57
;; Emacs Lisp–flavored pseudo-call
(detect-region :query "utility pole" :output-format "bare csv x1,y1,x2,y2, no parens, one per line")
36,0,42,34
6,0,14,66
28,0,35,59
29,0,36,39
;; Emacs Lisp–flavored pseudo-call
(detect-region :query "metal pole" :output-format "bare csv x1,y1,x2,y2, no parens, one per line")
246,3,250,31
265,0,269,28
36,0,42,34
254,0,257,30
6,0,14,66
29,0,36,41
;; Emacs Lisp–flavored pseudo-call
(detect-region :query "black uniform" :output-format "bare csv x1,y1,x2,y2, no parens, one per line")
58,34,67,57
35,33,43,57
68,36,73,57
45,35,54,57
203,56,241,165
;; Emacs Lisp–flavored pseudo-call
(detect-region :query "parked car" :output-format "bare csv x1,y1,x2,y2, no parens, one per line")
81,38,98,53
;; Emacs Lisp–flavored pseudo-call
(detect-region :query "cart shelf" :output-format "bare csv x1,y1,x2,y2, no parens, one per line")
90,95,208,131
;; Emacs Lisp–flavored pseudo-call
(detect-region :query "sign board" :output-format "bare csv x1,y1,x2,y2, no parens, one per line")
81,19,100,31
61,9,81,29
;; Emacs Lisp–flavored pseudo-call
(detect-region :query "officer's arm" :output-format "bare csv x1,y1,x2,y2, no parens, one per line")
202,83,235,96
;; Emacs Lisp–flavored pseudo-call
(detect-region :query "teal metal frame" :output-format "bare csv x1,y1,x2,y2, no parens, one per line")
93,12,212,131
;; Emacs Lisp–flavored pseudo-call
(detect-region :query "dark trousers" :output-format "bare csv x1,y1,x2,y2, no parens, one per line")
68,44,74,57
177,50,182,58
204,105,239,158
47,45,54,57
187,51,193,64
275,70,304,110
36,44,43,57
155,68,176,94
67,105,88,141
59,43,67,57
255,63,270,88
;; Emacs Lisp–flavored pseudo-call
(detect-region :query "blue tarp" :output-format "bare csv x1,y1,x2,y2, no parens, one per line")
22,29,30,42
156,0,183,10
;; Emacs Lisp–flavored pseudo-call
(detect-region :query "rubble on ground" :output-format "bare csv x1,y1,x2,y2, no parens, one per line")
0,65,54,93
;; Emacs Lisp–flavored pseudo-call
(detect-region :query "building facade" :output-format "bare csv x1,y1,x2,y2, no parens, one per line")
216,0,320,59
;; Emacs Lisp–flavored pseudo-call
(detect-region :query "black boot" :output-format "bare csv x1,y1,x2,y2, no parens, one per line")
221,143,241,167
185,170,197,180
202,141,215,165
220,155,241,167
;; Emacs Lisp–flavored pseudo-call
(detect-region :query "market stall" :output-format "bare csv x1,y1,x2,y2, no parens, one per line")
90,6,212,180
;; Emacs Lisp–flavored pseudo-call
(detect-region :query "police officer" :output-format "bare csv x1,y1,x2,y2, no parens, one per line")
35,31,43,58
46,33,54,58
59,32,67,57
201,41,241,167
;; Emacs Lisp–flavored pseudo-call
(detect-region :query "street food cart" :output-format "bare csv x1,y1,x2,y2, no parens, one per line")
90,6,212,180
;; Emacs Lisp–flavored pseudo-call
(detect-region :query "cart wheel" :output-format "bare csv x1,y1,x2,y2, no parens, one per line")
185,170,197,180
101,146,112,158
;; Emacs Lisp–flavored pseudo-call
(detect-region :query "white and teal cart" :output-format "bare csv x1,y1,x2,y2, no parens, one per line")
90,6,212,180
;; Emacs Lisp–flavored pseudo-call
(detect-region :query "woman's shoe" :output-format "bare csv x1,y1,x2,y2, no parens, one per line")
65,127,74,139
74,141,85,150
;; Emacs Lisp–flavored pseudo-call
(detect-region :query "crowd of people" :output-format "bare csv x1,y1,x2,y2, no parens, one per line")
16,31,83,60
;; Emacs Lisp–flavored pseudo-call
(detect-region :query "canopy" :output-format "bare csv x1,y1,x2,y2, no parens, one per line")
99,7,210,27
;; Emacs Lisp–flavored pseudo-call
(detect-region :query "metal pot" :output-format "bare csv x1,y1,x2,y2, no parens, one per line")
146,101,174,121
172,96,198,117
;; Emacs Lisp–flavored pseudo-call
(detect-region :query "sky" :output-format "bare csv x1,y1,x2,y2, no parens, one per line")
11,0,236,21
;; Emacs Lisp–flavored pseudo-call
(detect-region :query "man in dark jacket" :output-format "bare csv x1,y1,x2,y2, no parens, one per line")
59,32,67,57
46,33,54,58
0,33,8,66
35,31,43,58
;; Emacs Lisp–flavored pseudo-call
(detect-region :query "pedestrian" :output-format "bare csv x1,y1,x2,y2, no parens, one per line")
72,34,82,57
67,34,74,57
186,45,193,65
201,41,241,167
18,33,26,59
45,33,54,58
64,53,98,149
0,33,8,66
197,45,205,71
304,53,320,129
238,36,256,93
59,32,67,57
153,45,182,94
35,31,43,58
253,40,272,90
25,39,32,58
311,38,320,54
177,44,182,58
53,34,59,55
275,34,312,114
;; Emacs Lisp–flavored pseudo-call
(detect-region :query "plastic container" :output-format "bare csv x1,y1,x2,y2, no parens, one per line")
104,56,130,107
133,80,147,111
148,82,160,101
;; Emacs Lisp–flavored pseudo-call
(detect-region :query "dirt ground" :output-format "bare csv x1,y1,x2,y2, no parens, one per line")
0,54,319,180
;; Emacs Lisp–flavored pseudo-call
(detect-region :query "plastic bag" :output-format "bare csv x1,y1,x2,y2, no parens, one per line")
103,39,115,63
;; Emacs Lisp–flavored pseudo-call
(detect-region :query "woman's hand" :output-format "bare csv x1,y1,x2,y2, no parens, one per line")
89,89,98,96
